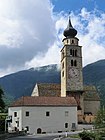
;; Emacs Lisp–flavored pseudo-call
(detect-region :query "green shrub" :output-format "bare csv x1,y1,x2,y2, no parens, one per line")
79,131,95,140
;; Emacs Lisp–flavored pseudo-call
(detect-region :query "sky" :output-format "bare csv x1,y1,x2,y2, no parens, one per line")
0,0,105,77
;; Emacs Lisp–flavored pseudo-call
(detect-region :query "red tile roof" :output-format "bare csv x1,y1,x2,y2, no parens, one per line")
10,96,77,107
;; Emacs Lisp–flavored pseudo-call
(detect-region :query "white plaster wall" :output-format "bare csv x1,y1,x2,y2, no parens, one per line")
8,106,77,134
31,84,39,96
8,107,22,132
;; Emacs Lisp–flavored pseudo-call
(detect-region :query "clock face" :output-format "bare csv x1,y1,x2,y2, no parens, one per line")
68,68,79,78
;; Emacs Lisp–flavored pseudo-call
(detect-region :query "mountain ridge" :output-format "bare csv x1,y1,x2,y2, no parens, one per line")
0,59,105,105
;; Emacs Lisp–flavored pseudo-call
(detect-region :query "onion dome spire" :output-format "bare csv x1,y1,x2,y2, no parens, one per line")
63,17,77,38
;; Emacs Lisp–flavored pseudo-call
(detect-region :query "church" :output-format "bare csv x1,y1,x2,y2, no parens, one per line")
8,17,100,134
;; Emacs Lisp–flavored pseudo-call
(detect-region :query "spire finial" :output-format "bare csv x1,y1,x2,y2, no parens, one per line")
68,12,73,28
69,11,71,20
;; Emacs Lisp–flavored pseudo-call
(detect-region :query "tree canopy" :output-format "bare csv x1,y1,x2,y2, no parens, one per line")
95,108,105,128
0,87,5,111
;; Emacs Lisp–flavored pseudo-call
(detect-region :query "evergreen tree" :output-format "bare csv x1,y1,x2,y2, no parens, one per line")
95,108,105,128
0,87,5,111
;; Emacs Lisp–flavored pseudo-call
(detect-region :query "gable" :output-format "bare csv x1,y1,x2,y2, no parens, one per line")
31,83,39,96
31,83,100,101
31,83,61,97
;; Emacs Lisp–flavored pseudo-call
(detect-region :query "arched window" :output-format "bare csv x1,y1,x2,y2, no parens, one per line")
37,128,42,134
62,71,64,77
70,49,72,56
75,50,77,57
74,60,77,66
65,123,68,128
71,60,73,66
72,50,75,57
72,40,74,44
62,62,64,69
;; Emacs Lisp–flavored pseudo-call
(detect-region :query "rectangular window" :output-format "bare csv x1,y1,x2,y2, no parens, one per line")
71,40,74,44
26,111,29,117
72,123,76,128
65,123,68,128
65,111,69,117
46,111,50,117
14,112,17,117
70,49,72,56
16,121,19,127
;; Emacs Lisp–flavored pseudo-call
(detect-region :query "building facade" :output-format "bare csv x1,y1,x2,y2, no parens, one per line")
8,96,77,134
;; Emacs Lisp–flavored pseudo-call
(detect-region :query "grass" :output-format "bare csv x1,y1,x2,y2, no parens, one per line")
69,134,80,139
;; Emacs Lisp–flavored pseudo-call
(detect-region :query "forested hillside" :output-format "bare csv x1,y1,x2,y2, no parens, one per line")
0,60,105,105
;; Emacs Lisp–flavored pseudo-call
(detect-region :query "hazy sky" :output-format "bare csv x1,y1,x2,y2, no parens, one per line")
0,0,105,77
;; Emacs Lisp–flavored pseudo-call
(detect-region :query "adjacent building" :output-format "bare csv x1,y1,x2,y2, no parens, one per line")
8,96,77,133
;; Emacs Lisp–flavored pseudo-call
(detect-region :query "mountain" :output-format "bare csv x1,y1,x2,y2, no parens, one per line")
0,64,60,99
0,60,105,105
83,59,105,105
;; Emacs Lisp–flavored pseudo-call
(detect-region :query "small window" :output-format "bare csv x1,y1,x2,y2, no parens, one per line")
62,71,64,77
72,123,76,129
72,50,75,56
65,123,68,128
65,111,69,117
26,111,29,117
72,40,74,44
46,111,50,117
70,49,72,56
75,50,77,57
74,60,77,66
71,60,73,66
62,62,64,69
16,121,19,127
14,112,17,117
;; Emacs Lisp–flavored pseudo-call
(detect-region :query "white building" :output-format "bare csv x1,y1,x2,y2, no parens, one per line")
8,96,77,134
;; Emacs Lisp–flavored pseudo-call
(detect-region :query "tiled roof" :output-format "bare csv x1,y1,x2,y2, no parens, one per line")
83,85,96,91
83,86,100,101
10,96,77,107
37,83,61,97
33,83,100,101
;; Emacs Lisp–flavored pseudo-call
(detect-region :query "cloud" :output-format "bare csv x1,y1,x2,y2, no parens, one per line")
25,42,61,68
76,8,105,65
49,8,105,67
0,1,105,77
0,0,56,76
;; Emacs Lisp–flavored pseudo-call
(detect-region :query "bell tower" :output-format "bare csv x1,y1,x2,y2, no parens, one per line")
61,17,84,110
